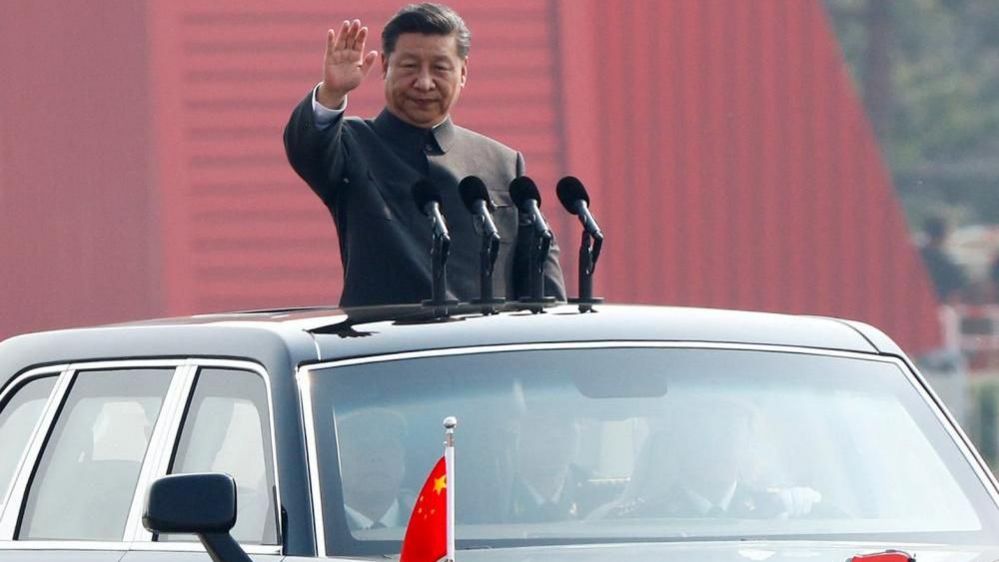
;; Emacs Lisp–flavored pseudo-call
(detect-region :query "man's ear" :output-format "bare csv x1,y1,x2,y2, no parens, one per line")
459,57,468,87
381,52,389,78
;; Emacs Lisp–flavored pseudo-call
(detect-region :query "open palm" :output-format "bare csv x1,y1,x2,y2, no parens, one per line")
322,19,378,103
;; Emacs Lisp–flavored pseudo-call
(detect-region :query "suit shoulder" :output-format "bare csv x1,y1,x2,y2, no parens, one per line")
453,125,520,158
342,116,376,133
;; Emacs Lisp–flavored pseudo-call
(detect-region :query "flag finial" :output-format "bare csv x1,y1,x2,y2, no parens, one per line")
400,418,458,562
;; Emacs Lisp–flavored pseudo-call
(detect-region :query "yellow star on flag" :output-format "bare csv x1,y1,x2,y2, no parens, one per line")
433,474,447,495
400,456,447,562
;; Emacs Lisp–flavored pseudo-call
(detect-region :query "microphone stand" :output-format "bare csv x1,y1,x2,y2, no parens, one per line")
520,231,556,313
423,230,458,317
569,230,604,313
470,226,504,314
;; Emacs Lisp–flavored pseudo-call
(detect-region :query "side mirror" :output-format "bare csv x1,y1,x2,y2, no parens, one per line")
143,473,252,562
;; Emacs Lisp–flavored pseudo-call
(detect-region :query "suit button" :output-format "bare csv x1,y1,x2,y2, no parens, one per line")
425,144,434,153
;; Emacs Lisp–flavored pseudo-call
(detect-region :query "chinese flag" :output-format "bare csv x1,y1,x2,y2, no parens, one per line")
401,456,448,562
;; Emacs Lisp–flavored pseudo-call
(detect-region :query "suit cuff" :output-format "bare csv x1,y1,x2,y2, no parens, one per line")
312,83,346,130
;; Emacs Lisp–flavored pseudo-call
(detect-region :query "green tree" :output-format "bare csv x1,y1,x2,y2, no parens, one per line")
825,0,999,226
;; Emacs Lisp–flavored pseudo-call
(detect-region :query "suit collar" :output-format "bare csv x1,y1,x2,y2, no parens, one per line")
374,109,455,154
432,116,456,153
344,499,401,529
683,481,739,514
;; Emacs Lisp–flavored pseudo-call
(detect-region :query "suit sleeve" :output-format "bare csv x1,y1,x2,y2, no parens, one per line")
283,90,348,205
512,152,568,301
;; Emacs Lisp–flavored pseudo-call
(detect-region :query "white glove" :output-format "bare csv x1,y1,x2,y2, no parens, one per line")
769,486,822,517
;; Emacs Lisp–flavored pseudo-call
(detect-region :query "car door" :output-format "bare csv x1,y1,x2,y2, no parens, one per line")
0,361,180,562
119,362,283,562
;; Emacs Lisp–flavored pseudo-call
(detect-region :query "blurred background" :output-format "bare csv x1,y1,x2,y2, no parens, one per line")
0,1,997,458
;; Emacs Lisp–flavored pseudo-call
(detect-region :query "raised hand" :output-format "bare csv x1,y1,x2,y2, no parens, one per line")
318,19,379,109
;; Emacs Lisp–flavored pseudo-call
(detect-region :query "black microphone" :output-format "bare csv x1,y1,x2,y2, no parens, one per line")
509,176,551,238
459,175,504,311
412,179,450,240
458,176,499,240
556,176,603,240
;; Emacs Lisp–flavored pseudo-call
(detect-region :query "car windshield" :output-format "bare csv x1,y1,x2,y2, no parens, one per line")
306,346,999,556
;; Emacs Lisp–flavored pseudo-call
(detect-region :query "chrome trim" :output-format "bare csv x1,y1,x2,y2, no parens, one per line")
0,365,68,539
304,341,898,370
299,369,326,556
0,540,127,551
312,336,324,362
296,340,999,554
0,540,281,554
123,363,197,541
68,359,189,371
900,353,999,508
125,541,282,554
0,364,68,410
0,366,75,538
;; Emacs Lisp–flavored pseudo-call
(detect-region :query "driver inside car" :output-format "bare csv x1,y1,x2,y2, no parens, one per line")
595,398,822,519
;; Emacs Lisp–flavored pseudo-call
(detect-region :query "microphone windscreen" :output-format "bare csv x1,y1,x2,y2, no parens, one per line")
412,179,442,215
458,176,492,213
509,176,542,211
556,176,591,214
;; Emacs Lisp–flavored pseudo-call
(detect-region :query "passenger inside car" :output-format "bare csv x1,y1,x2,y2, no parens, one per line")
506,412,592,523
336,408,412,531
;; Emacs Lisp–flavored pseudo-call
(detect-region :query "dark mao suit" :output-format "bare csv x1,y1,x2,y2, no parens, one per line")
284,92,566,307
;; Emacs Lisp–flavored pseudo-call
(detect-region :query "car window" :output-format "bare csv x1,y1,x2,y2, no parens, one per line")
162,368,278,545
309,347,999,556
18,368,172,541
0,376,57,503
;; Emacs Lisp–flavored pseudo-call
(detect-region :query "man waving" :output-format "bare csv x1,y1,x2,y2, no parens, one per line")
284,3,565,307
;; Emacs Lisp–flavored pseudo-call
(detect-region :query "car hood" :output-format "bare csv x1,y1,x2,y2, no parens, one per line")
452,541,999,562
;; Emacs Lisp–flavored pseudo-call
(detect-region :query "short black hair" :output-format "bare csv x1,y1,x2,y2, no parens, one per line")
382,3,471,58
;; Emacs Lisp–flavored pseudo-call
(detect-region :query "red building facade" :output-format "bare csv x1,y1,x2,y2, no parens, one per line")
0,0,940,352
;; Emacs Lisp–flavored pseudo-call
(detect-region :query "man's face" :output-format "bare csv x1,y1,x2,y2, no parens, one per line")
382,32,467,128
674,412,751,494
339,431,405,504
517,417,578,476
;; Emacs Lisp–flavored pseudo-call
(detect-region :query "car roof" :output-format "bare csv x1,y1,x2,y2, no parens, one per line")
0,304,902,387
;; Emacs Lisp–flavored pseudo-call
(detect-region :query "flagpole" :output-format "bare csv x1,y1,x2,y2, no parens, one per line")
443,416,457,562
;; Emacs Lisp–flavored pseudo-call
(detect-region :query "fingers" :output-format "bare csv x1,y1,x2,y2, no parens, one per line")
334,20,350,50
360,50,378,76
345,20,360,49
328,19,368,73
334,19,364,51
326,29,336,57
354,25,368,52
